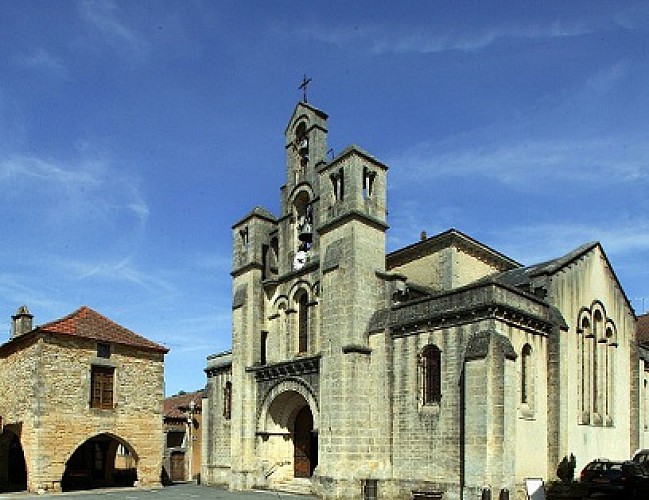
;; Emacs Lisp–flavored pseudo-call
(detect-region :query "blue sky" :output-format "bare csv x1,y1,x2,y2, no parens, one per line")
2,1,649,396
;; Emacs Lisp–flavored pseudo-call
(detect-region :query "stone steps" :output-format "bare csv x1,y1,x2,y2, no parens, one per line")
268,477,314,496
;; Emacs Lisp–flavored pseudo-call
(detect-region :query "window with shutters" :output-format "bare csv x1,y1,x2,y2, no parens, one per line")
90,365,114,409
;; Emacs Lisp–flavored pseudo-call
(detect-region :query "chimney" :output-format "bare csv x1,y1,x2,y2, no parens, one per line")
11,305,33,339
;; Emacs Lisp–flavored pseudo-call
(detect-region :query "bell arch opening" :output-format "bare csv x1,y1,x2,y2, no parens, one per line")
61,433,138,492
0,428,27,492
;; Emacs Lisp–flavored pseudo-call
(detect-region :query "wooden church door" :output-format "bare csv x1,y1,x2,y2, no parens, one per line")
293,406,315,477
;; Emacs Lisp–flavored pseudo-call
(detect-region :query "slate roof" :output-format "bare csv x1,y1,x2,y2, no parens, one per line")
494,242,599,288
491,241,634,317
638,313,649,346
164,390,204,419
38,306,168,353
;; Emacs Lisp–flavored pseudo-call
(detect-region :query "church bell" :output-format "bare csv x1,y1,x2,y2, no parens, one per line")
299,137,309,156
298,223,313,243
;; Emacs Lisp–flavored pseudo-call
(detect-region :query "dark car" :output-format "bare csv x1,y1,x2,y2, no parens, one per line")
632,449,649,472
580,459,649,498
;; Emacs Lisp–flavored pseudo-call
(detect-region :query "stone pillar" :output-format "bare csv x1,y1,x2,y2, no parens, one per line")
463,330,517,497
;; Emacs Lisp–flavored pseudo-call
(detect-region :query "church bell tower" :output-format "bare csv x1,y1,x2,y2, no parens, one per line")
279,100,329,274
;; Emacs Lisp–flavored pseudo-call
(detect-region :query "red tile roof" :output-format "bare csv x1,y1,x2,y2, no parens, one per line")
164,390,204,419
638,313,649,346
39,306,168,353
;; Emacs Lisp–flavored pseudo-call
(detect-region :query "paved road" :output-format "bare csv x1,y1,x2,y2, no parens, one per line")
0,484,315,500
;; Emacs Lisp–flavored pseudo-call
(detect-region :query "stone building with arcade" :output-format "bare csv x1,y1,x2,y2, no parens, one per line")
0,305,168,493
202,99,642,499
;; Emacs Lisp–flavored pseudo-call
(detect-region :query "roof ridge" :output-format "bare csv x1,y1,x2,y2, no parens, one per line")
38,305,87,331
39,306,168,353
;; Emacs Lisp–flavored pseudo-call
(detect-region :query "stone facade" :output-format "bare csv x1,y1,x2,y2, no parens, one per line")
202,101,641,499
0,306,167,493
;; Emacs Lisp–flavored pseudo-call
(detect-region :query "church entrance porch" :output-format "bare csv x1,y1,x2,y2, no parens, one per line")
257,386,319,492
61,434,138,492
0,427,27,492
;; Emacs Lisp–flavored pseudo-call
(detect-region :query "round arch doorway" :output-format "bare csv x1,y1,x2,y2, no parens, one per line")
260,387,319,482
0,429,27,492
61,433,137,492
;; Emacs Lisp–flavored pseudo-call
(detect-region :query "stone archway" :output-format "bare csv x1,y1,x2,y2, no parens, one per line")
0,428,27,492
61,433,138,492
258,381,319,484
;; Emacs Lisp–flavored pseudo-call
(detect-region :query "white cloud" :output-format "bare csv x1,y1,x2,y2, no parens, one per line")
0,276,68,316
299,19,599,55
371,21,595,55
76,0,150,61
0,153,149,226
389,135,649,190
489,220,649,266
19,49,68,78
0,155,99,187
60,256,175,293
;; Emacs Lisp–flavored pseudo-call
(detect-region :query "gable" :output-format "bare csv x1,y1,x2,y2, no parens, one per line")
542,244,635,344
387,229,520,292
544,244,633,319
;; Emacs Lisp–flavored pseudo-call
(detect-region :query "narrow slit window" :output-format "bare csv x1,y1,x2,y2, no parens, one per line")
421,345,441,405
223,381,232,420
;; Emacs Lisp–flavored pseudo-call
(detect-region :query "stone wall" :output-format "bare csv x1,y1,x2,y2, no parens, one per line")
547,247,636,473
202,365,232,486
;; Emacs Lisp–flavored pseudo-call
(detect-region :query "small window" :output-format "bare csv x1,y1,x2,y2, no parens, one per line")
90,365,114,409
240,226,249,251
298,293,309,353
260,331,268,365
521,344,533,405
362,166,376,200
362,479,378,500
421,345,441,405
97,342,111,359
330,168,345,201
223,381,232,420
166,430,184,448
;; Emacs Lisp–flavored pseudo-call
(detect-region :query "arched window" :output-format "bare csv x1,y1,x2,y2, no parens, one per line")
644,377,649,431
421,345,441,405
223,381,232,420
580,316,591,421
362,166,376,200
577,304,617,426
605,324,616,421
298,293,309,354
593,309,603,416
330,168,344,202
521,344,533,406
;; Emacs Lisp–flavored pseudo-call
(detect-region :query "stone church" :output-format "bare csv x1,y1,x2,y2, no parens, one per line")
202,99,643,499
